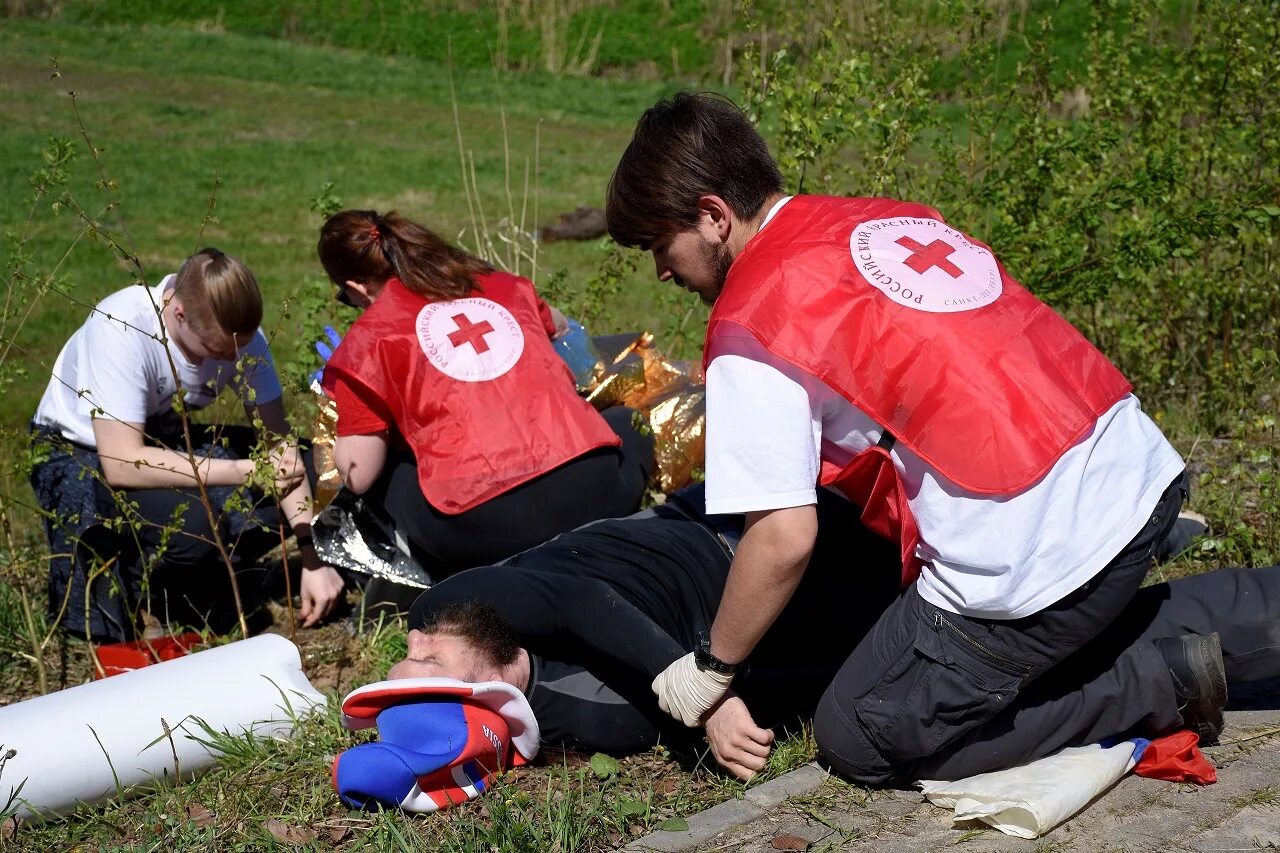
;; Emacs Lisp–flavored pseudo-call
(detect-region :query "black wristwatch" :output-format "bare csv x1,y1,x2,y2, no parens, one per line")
295,534,322,571
694,631,739,676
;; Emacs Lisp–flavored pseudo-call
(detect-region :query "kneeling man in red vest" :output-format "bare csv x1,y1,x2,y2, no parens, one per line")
603,91,1222,785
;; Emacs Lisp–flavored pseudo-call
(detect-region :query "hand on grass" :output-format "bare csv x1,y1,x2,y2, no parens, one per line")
299,565,344,627
704,693,774,781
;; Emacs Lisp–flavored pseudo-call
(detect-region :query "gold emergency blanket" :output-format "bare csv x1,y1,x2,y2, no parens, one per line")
585,332,705,494
311,385,342,509
310,381,433,587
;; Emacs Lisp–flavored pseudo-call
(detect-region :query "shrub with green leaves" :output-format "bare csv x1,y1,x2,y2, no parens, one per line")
740,0,1277,431
735,0,1278,569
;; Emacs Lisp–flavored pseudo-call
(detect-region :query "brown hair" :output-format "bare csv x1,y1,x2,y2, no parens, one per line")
317,210,492,301
606,91,785,249
416,601,521,669
171,247,263,337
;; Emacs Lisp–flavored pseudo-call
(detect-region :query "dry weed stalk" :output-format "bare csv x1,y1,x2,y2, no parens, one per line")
446,56,542,282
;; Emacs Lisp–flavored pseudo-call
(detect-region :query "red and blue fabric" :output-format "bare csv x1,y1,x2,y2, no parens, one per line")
1129,730,1217,784
333,677,540,812
1097,729,1216,785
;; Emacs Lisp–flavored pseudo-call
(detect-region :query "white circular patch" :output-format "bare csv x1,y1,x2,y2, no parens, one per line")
849,216,1002,313
416,298,525,383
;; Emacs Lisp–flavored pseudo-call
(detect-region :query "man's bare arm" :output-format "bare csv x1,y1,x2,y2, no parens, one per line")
708,504,817,665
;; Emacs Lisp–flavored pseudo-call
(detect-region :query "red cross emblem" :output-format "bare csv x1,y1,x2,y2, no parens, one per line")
895,237,963,278
447,313,495,354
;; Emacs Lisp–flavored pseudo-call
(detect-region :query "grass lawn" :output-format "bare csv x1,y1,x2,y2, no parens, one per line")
0,607,822,851
51,0,728,79
0,16,697,401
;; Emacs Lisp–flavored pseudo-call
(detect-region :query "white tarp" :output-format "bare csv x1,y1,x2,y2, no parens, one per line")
919,741,1138,838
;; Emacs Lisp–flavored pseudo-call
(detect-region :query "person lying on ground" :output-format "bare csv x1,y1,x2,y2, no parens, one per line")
603,91,1224,786
30,248,345,641
385,484,1278,782
315,210,655,618
387,485,894,779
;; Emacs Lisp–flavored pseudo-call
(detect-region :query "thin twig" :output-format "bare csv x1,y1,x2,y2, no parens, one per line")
501,108,518,275
278,520,297,643
1213,725,1280,748
532,121,541,284
160,718,182,781
68,89,140,275
447,42,482,255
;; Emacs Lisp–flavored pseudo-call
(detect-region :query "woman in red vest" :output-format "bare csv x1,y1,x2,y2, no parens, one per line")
317,210,653,612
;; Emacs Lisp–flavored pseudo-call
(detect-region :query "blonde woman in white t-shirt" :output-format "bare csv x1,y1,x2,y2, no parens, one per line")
31,248,345,641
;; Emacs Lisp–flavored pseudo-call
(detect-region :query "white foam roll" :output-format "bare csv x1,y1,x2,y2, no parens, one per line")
0,634,326,820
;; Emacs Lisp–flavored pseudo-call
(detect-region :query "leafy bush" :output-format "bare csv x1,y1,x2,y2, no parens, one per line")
740,0,1278,431
733,0,1277,569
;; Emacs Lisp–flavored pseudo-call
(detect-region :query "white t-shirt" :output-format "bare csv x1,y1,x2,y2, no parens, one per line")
33,275,283,448
704,200,1185,620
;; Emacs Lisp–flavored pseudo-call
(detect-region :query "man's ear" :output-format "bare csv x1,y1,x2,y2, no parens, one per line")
697,194,734,242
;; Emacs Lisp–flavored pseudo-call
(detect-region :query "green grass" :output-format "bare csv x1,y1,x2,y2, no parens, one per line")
35,0,1204,88
1228,786,1280,811
0,607,819,851
0,17,808,816
49,0,726,80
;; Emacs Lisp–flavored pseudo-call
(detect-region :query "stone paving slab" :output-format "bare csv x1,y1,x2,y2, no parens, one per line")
628,695,1280,853
623,765,830,852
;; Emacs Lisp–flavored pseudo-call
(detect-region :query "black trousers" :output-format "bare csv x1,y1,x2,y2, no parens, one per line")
367,406,655,581
814,474,1206,784
409,485,900,755
124,425,302,633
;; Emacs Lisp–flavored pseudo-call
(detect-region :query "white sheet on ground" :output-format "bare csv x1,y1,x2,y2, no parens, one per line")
918,741,1138,839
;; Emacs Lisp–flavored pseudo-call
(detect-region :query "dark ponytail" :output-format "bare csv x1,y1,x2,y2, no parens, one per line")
317,209,491,301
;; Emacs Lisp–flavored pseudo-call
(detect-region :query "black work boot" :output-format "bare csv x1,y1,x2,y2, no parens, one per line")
1153,511,1209,563
1155,632,1228,745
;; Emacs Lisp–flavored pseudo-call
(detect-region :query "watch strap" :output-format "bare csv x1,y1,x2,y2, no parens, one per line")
694,631,739,676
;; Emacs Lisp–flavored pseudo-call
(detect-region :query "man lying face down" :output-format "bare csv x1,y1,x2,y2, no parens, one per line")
387,485,901,779
388,485,1280,782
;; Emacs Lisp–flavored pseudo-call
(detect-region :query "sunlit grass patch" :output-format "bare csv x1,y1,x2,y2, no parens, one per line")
3,679,802,851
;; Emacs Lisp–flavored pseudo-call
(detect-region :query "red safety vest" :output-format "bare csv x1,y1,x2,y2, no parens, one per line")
706,195,1132,585
324,273,620,514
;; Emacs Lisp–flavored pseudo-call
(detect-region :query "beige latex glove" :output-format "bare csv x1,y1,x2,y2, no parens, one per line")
652,652,734,727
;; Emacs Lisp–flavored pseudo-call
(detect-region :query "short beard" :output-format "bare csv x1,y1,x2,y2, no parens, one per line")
699,239,734,305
